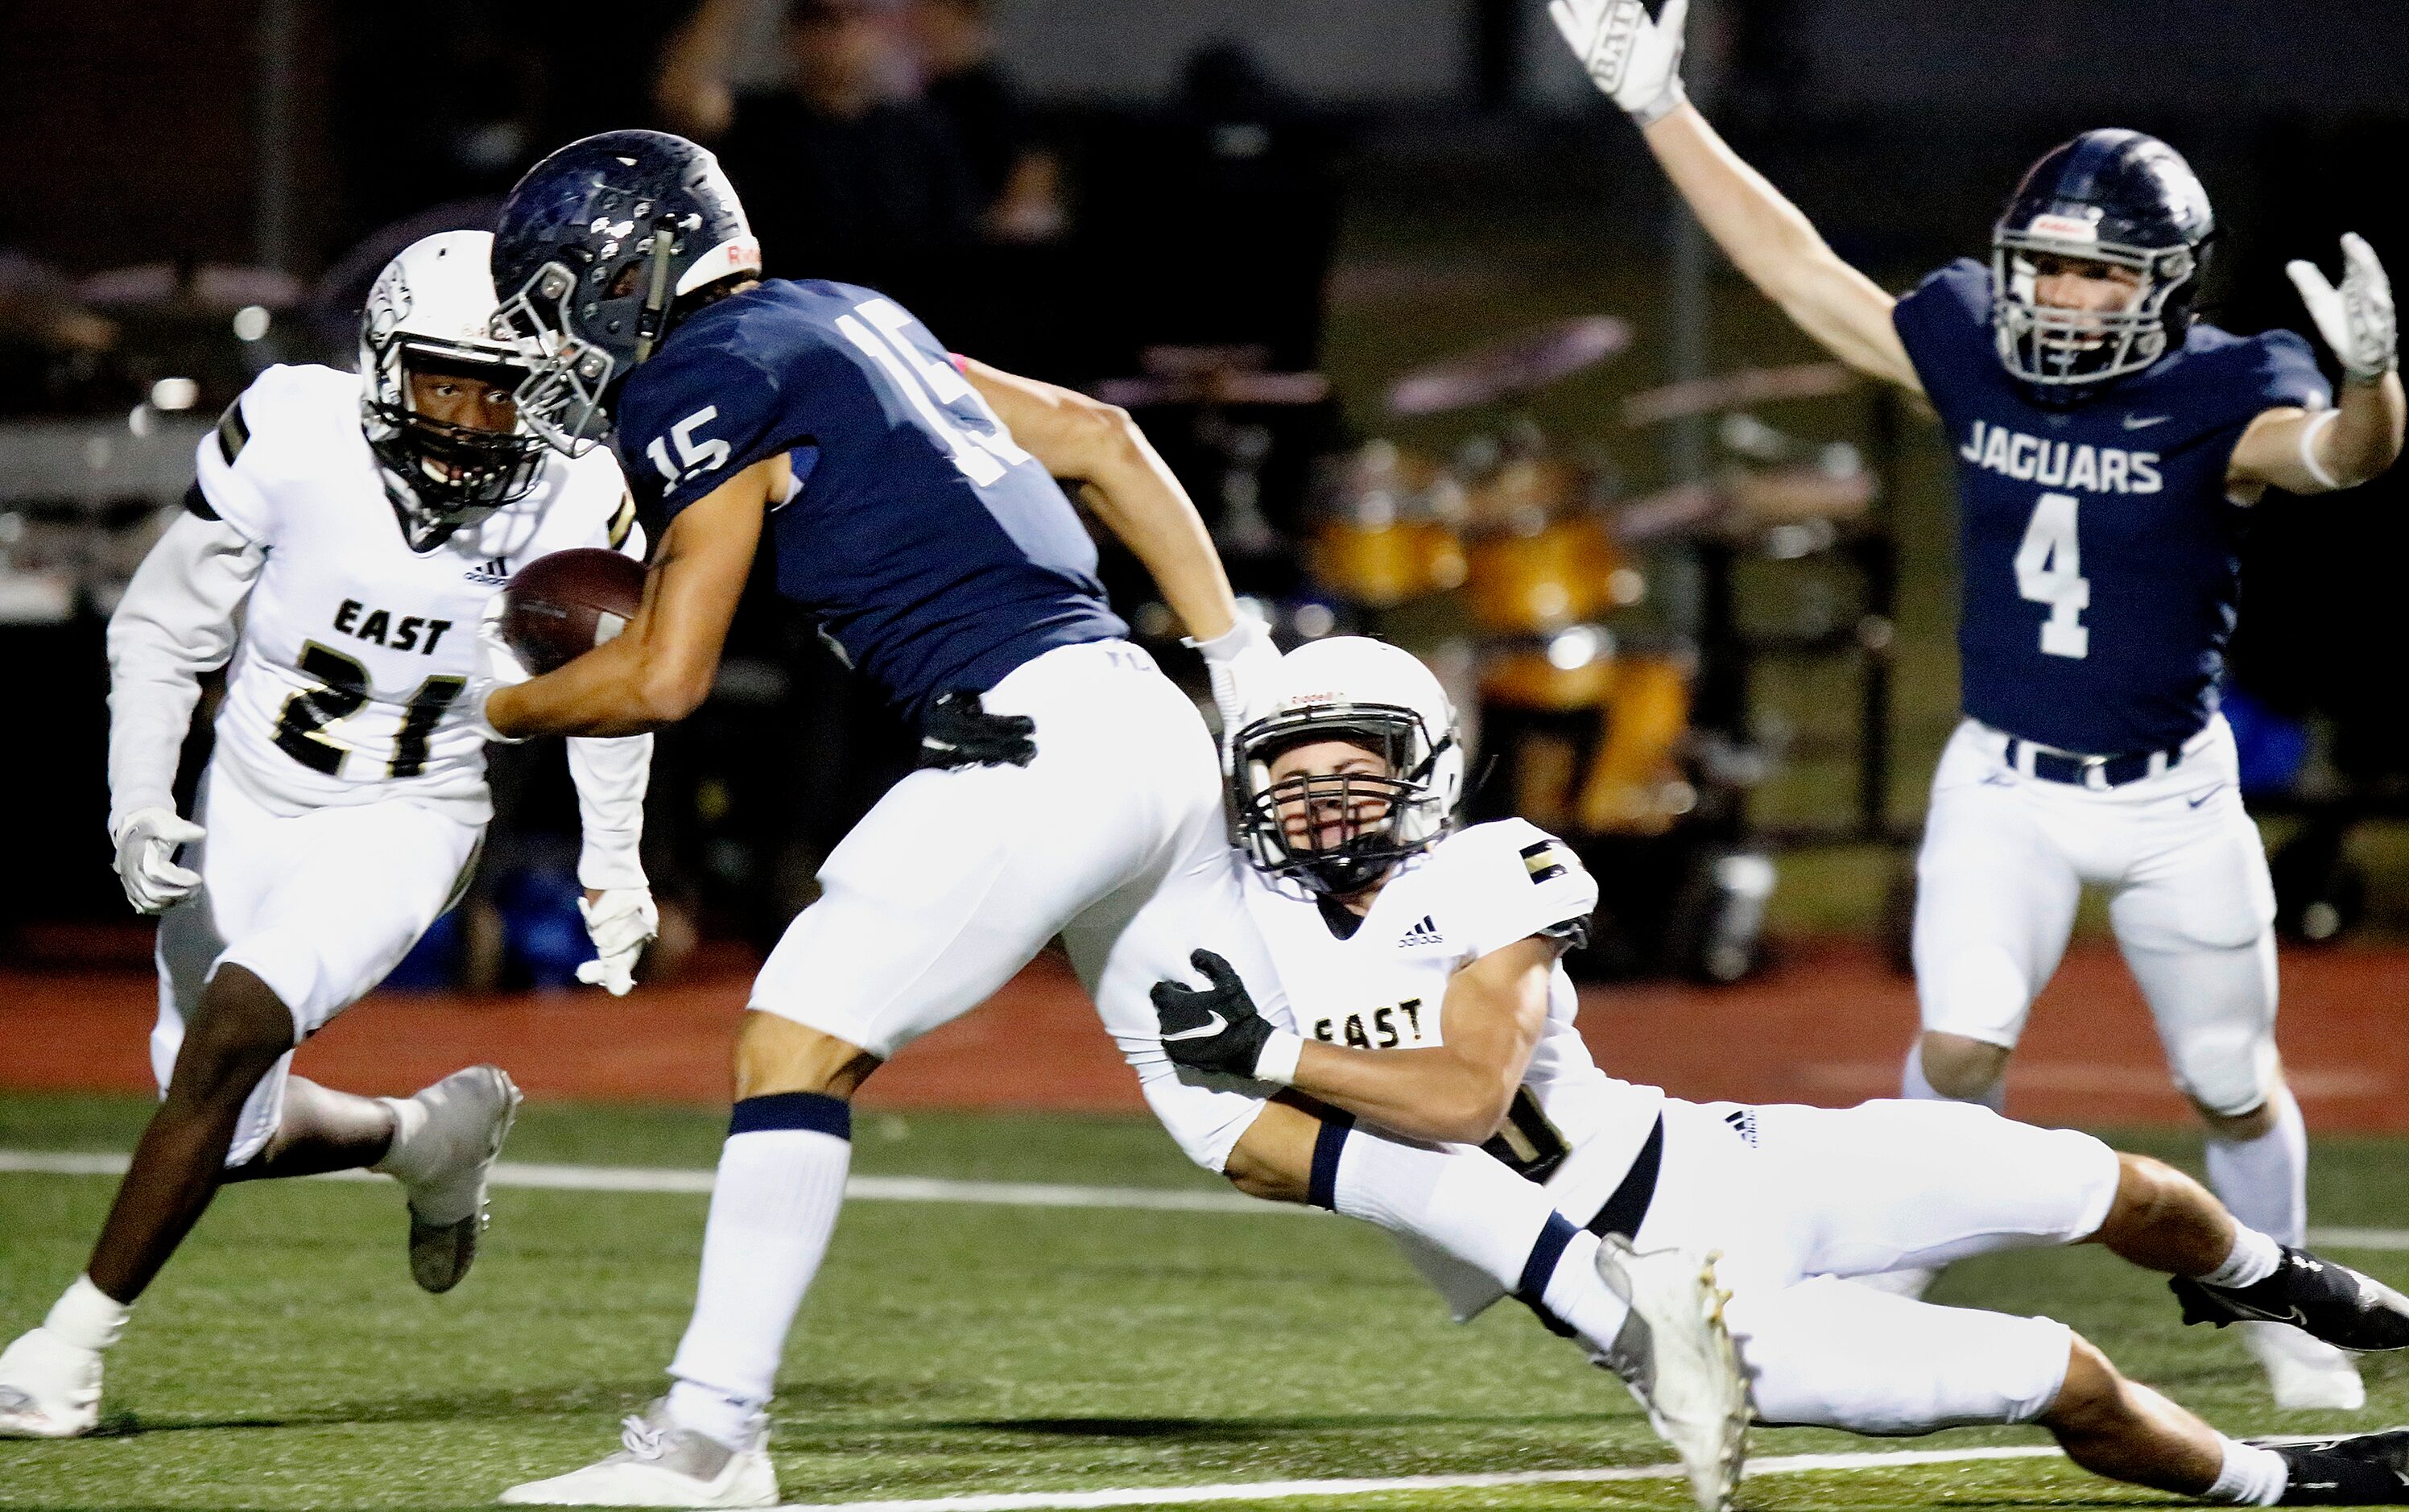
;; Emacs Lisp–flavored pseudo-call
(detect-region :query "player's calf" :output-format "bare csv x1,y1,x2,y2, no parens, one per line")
85,965,295,1303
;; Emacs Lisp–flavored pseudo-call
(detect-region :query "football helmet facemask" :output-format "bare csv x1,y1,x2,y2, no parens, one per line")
490,130,760,455
1992,128,2214,390
360,230,545,552
1232,637,1464,899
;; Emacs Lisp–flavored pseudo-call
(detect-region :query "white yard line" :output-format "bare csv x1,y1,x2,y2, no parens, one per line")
767,1444,2068,1512
0,1148,1279,1215
3,1146,2407,1249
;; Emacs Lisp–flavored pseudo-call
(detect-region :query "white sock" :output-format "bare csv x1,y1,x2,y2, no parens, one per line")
1540,1226,1635,1349
1326,1123,1629,1352
2200,1225,2283,1289
370,1094,433,1182
2206,1083,2308,1247
2205,1436,2288,1506
1899,1039,2004,1113
44,1275,131,1353
666,1098,854,1450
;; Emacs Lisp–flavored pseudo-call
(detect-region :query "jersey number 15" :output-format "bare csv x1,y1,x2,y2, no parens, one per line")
2014,491,2089,659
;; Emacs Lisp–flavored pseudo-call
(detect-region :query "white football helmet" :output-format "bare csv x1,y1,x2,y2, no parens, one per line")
1231,636,1464,897
361,229,545,551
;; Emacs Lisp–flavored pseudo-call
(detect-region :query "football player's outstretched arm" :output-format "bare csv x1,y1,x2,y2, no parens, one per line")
486,456,776,739
105,510,263,910
1153,938,1558,1145
2227,234,2403,500
961,358,1239,643
1547,0,1921,393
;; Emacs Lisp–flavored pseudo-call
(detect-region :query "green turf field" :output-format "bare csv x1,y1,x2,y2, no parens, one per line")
5,1094,2409,1511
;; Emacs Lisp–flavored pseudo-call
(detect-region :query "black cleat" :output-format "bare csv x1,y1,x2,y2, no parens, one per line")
2171,1248,2409,1352
2255,1428,2409,1504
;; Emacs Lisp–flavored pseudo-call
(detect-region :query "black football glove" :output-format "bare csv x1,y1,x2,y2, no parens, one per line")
1150,948,1283,1077
918,691,1037,770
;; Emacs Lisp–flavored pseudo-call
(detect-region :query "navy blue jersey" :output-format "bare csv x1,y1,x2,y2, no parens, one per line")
1894,259,2328,754
614,279,1126,713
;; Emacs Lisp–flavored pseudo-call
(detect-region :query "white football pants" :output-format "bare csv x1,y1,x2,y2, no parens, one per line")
153,762,481,1164
750,638,1285,1167
1638,1097,2122,1433
1912,716,2279,1116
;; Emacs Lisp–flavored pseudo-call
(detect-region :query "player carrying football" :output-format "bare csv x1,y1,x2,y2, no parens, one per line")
1547,0,2403,1407
0,232,657,1440
473,131,1724,1508
1152,636,2409,1510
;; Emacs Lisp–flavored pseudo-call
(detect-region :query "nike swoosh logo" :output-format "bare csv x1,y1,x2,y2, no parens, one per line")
2123,414,2173,430
2187,787,2224,808
2217,1296,2311,1327
1163,1012,1229,1042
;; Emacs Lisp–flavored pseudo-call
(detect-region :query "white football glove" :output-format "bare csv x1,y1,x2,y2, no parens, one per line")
466,595,532,745
576,887,659,996
2288,233,2396,383
1186,613,1283,754
1547,0,1690,126
111,805,205,915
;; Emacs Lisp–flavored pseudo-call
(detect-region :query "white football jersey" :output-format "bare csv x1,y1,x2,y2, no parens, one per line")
193,364,639,823
1242,818,1663,1225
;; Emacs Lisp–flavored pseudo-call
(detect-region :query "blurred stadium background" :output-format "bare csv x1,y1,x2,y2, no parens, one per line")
6,5,2409,1504
7,0,2409,981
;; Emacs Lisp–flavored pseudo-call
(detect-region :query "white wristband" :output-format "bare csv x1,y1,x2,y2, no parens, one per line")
1253,1029,1304,1087
2297,406,2343,492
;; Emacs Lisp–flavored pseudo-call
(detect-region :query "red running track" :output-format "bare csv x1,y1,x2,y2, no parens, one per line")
3,940,2406,1130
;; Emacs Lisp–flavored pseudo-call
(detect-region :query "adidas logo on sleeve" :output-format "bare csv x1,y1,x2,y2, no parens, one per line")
1397,915,1445,948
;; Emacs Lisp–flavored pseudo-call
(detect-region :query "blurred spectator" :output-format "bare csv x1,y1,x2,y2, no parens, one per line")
655,0,978,291
903,0,1065,242
0,241,120,415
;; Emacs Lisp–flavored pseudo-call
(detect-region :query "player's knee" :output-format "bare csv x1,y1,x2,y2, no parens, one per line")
171,966,295,1105
1919,1032,2010,1102
2168,1032,2275,1125
731,1010,878,1101
2039,1332,2126,1433
1221,1102,1318,1205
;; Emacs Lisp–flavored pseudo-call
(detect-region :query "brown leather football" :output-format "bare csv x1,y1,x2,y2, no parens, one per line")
498,548,647,674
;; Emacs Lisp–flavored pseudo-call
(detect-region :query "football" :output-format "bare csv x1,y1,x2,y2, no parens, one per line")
498,547,647,675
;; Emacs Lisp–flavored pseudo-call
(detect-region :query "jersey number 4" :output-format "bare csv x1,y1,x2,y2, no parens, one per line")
2014,490,2089,659
275,642,465,779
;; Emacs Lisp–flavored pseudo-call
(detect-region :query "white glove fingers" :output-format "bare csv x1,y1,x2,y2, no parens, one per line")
2288,258,2337,308
1659,0,1690,40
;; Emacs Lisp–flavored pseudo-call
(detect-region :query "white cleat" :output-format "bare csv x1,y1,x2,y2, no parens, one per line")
0,1327,102,1440
384,1064,523,1294
1595,1237,1750,1512
2243,1320,2366,1411
499,1399,778,1507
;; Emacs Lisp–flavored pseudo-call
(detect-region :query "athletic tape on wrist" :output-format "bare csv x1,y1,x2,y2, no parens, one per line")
1254,1030,1304,1086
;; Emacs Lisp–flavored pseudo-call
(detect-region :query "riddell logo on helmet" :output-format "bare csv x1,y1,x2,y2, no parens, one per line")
2025,213,2099,243
1285,691,1345,708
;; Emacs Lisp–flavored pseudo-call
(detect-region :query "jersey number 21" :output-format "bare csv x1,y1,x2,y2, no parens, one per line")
2014,491,2089,659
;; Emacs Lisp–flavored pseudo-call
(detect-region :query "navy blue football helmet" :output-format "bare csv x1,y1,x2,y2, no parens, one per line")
490,130,760,453
1991,129,2214,388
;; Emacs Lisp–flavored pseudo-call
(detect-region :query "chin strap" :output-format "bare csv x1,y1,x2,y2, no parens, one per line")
630,225,678,366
